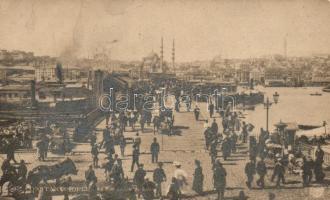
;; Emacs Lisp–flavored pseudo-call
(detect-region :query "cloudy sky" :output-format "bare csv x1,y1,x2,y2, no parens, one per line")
0,0,330,61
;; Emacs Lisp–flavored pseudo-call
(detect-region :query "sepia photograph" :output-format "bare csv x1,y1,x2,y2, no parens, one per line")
0,0,330,199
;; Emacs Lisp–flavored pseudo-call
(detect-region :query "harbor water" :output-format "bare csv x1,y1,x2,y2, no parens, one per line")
242,87,330,136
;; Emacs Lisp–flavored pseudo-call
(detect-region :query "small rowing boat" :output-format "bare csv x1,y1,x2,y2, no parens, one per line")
310,92,322,96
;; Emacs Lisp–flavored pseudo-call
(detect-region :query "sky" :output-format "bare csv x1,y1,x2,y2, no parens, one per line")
0,0,330,62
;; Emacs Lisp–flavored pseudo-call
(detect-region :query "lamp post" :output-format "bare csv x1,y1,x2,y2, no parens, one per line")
264,97,272,132
264,93,280,132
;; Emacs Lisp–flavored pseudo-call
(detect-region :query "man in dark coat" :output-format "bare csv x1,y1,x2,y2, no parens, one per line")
104,155,114,182
209,103,215,118
192,160,204,195
245,158,256,189
153,162,167,197
1,158,11,176
17,159,27,181
271,159,285,188
314,144,325,182
213,160,227,200
302,157,314,187
91,143,99,168
210,140,218,164
230,132,238,153
150,137,160,163
153,116,161,134
131,146,140,172
211,119,219,134
194,106,200,121
101,127,111,147
221,138,231,161
241,122,248,143
204,128,213,150
134,164,146,198
256,157,267,188
85,165,97,187
111,163,124,188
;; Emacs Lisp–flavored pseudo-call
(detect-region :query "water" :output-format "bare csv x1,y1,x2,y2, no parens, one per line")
242,87,330,135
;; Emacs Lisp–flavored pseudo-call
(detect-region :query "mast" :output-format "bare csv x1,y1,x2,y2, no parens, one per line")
172,38,175,72
160,37,164,72
284,36,287,58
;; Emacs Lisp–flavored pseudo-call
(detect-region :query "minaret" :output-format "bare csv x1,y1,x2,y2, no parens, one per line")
284,36,287,58
160,37,164,72
172,39,175,72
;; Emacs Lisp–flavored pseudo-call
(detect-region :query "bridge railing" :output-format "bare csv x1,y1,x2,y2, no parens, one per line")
297,143,330,166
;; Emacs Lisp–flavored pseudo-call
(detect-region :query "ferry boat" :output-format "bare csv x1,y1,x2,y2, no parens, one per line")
322,85,330,92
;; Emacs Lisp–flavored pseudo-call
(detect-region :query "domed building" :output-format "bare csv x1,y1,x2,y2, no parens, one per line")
142,51,163,73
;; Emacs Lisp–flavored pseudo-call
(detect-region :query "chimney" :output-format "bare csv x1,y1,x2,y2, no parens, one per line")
30,80,37,107
93,70,104,106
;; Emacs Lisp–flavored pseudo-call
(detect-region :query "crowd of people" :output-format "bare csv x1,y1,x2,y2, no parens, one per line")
0,81,328,200
0,122,33,156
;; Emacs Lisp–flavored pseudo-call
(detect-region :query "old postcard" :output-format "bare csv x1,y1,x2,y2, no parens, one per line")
0,0,330,199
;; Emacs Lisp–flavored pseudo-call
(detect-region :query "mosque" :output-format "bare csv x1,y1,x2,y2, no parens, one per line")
140,37,175,78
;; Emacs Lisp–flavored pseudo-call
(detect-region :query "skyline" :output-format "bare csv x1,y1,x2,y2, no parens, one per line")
0,0,330,62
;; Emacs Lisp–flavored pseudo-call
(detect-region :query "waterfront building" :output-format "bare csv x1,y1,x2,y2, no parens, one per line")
264,67,286,87
34,63,88,83
34,64,57,82
0,84,31,104
236,64,251,84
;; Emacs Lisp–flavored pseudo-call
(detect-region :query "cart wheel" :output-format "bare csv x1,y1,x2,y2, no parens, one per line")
8,182,23,196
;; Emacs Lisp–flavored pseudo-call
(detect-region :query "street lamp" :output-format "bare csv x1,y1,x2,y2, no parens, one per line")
264,97,273,132
273,92,280,104
264,93,280,132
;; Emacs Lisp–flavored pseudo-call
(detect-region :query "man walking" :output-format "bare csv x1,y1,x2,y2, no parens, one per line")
213,160,227,200
211,119,218,134
194,106,200,121
134,164,146,198
119,136,126,157
256,157,267,188
131,146,140,172
314,144,325,182
302,156,313,187
153,162,167,198
241,122,248,143
153,116,161,134
91,143,99,168
85,165,97,187
209,102,215,118
150,137,160,163
271,159,285,188
245,158,256,189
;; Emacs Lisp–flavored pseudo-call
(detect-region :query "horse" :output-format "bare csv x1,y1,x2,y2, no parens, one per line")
27,157,78,189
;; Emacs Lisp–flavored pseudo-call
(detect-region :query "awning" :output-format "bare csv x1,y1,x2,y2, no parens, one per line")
296,126,327,138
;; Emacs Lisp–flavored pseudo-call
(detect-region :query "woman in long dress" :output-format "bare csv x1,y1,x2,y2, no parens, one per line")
192,160,204,195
